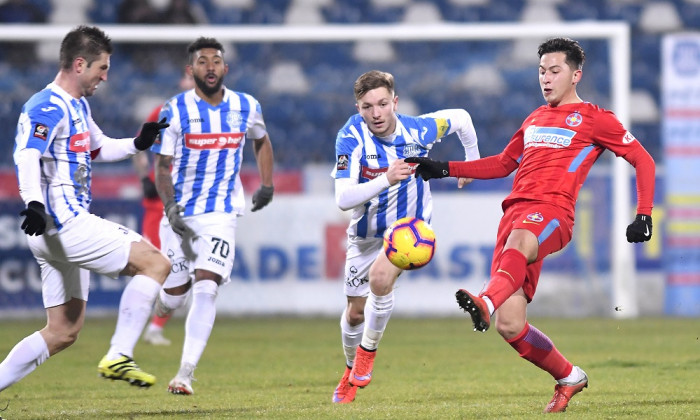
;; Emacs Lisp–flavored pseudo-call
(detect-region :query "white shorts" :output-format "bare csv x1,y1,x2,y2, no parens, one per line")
160,212,237,288
27,212,142,308
343,237,383,297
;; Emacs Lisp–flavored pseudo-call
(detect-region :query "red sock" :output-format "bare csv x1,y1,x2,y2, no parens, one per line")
151,313,172,328
507,323,572,380
482,248,528,310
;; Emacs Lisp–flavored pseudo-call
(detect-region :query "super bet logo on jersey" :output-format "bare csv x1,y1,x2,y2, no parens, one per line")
383,217,436,270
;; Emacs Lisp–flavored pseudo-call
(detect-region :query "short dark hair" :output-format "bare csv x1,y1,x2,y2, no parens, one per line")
59,25,112,69
187,37,225,64
353,70,395,101
538,37,585,70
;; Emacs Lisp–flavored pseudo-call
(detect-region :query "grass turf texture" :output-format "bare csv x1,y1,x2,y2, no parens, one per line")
0,317,698,419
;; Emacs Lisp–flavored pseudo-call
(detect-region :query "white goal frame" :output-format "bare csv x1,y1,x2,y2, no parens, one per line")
0,22,636,317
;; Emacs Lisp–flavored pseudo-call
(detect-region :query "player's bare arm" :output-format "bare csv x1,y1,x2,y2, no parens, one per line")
253,134,274,187
155,153,175,204
251,134,275,212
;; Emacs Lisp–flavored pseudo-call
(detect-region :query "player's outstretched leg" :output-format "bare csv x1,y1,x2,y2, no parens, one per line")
349,345,376,388
543,366,588,413
168,363,196,395
455,289,491,332
98,354,155,387
332,365,358,403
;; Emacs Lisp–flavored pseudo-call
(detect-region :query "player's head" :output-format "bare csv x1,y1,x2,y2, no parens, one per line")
538,37,585,70
187,37,228,97
354,70,398,137
59,25,113,97
537,38,584,106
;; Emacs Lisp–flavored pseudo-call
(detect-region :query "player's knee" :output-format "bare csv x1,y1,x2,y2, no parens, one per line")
48,329,80,353
368,269,395,294
346,309,365,326
495,316,524,340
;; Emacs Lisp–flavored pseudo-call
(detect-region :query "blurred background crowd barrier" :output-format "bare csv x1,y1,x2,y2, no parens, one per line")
1,0,699,318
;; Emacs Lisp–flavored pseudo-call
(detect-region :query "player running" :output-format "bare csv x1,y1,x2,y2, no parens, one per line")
151,36,275,396
331,70,480,403
2,25,170,393
406,37,655,413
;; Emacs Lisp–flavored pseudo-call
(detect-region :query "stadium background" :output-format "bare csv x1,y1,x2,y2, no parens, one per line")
0,0,696,318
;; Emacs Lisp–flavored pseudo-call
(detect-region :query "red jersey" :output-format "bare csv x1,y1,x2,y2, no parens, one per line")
451,102,655,217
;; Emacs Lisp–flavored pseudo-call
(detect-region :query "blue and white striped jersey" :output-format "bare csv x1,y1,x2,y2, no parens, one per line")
13,82,112,230
332,112,453,239
152,88,267,216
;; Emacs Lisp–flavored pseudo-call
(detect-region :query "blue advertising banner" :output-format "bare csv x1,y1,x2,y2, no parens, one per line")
662,34,700,316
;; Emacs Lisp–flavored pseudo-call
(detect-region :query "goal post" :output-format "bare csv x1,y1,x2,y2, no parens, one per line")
0,22,636,317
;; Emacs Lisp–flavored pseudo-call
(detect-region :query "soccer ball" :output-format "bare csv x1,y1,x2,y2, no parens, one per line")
383,217,436,270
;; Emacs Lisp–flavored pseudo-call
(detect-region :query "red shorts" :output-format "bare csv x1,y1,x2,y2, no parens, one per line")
491,201,574,301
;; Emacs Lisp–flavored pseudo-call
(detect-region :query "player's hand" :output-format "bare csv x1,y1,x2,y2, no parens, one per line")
386,160,413,185
457,177,473,189
165,200,194,237
134,118,169,151
20,201,47,236
141,176,158,199
251,185,274,212
404,157,450,181
626,214,652,243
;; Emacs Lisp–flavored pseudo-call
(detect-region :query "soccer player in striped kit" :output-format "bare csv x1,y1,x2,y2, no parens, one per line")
407,38,655,413
150,37,275,395
331,70,481,403
2,25,171,392
135,71,196,347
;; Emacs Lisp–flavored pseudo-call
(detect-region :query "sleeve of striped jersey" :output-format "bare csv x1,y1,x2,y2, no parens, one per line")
420,109,480,161
246,98,268,140
151,100,178,156
332,126,360,179
335,175,391,211
88,112,138,162
14,147,43,205
91,137,139,162
23,100,65,153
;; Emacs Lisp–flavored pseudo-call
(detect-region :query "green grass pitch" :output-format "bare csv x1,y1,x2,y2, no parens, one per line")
0,317,698,419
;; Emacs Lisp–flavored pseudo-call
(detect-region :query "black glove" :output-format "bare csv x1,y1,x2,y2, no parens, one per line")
134,118,169,151
251,185,274,212
141,176,158,199
165,200,194,237
626,214,652,243
404,157,450,181
20,201,47,236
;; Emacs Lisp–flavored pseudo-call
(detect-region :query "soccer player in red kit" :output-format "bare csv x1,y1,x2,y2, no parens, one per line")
406,37,655,413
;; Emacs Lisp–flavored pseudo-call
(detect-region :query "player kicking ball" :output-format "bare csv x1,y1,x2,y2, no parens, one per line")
406,37,655,413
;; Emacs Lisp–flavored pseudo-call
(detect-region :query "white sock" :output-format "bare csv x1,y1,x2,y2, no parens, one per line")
0,331,49,391
145,324,163,334
558,365,586,385
340,309,364,367
182,280,218,367
360,291,394,351
107,275,162,359
159,287,190,311
482,296,495,315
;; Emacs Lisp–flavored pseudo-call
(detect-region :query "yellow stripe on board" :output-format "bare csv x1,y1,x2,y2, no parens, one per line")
667,194,700,206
